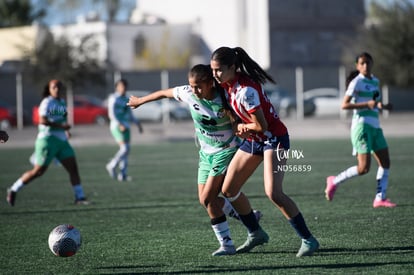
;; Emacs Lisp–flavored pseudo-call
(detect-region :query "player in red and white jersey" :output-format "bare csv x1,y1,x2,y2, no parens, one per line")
211,46,319,257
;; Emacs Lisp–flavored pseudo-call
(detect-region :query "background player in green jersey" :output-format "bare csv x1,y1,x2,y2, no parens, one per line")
106,79,143,182
325,52,396,208
6,80,89,206
127,64,261,256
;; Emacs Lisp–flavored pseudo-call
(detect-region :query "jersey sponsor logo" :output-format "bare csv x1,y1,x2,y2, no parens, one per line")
47,106,67,117
200,115,217,126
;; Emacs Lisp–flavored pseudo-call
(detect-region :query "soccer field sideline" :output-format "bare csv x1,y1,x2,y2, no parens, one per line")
2,112,413,148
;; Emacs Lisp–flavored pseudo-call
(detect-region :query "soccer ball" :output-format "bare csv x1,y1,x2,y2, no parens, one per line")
48,224,81,257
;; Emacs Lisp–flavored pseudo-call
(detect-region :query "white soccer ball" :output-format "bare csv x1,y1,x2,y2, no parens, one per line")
48,224,81,257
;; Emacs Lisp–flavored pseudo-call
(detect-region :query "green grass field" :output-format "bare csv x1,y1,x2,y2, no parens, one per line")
0,137,413,274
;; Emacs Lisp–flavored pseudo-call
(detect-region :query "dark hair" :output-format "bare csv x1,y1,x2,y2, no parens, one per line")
116,78,128,88
355,52,373,64
42,79,63,98
211,46,276,85
346,70,359,88
189,64,236,120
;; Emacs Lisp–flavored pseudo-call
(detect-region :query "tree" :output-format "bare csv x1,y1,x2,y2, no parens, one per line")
0,0,46,28
357,0,414,88
21,30,105,89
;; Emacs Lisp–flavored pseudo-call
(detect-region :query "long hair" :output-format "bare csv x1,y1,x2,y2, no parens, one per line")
211,46,276,85
346,70,359,89
189,64,237,122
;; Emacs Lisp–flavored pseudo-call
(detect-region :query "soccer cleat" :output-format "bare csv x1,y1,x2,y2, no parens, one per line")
211,245,236,256
236,227,269,253
373,198,397,208
296,236,319,257
325,176,337,201
253,210,263,222
105,163,116,179
117,174,132,182
75,198,91,205
6,188,16,206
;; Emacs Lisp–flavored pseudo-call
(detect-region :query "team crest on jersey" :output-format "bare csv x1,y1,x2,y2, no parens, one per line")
217,108,226,119
245,92,256,109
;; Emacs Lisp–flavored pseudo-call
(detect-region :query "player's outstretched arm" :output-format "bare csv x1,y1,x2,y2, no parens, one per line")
127,88,174,109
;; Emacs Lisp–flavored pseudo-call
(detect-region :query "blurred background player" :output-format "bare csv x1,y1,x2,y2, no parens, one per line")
106,79,143,182
127,64,261,256
0,130,8,143
210,46,319,257
325,52,396,208
6,80,89,206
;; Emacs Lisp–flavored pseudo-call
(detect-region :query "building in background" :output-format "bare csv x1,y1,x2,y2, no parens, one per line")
133,0,270,68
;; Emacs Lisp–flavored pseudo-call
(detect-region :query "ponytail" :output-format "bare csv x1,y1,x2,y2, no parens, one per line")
211,46,276,85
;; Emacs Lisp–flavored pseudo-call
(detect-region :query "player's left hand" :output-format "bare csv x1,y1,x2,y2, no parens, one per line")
380,103,393,111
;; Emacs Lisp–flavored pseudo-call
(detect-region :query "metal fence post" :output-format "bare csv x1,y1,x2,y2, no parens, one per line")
295,67,304,120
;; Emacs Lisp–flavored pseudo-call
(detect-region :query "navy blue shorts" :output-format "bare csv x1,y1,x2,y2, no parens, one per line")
239,134,290,156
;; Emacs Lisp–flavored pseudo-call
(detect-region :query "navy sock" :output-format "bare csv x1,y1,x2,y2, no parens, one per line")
211,215,227,225
239,211,259,233
289,212,311,239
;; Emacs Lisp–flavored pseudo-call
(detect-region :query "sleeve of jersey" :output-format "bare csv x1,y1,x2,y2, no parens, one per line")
38,99,49,117
242,87,261,114
172,85,192,103
345,79,358,97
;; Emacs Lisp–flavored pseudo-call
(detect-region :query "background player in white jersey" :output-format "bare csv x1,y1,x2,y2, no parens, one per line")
127,64,261,256
325,52,396,208
106,79,143,182
6,80,89,206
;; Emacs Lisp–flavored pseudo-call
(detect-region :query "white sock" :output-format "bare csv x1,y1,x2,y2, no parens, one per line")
10,178,24,192
375,167,389,200
109,144,129,168
222,197,240,220
334,166,359,185
212,221,233,247
73,184,85,200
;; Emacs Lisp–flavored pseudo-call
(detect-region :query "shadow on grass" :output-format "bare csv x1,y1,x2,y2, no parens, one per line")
93,246,414,274
95,259,413,274
317,245,414,255
0,202,195,216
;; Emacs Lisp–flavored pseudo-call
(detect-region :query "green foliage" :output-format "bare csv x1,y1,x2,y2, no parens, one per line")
362,0,414,88
22,30,105,89
0,138,413,274
0,0,46,28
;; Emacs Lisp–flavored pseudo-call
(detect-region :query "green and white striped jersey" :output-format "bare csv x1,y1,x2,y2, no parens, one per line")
346,73,381,129
108,93,135,129
173,85,240,154
37,96,68,141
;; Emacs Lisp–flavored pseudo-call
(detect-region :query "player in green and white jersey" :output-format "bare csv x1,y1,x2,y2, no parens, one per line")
127,64,262,256
106,79,143,182
6,80,89,206
325,52,396,208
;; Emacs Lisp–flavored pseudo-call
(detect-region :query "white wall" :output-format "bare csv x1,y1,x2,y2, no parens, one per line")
136,0,270,68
